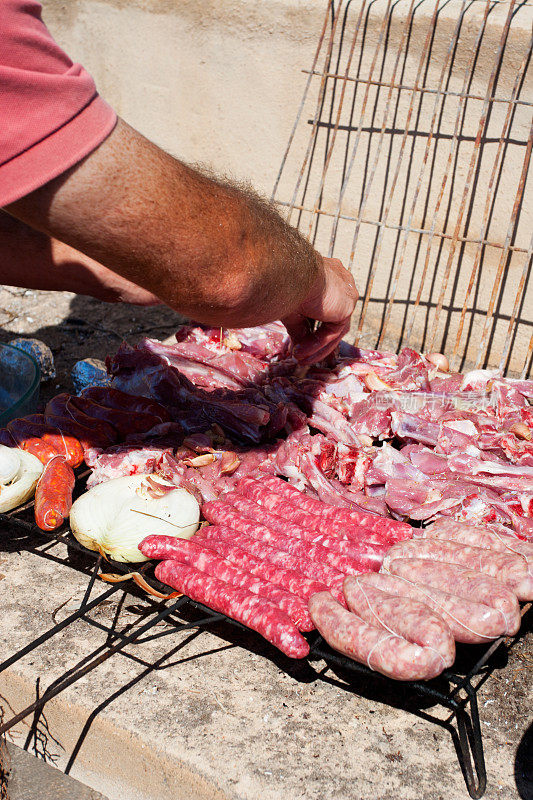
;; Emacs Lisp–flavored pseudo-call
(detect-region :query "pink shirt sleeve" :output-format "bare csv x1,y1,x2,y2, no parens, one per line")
0,0,117,207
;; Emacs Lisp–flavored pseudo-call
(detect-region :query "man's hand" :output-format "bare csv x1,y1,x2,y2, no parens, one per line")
282,257,358,364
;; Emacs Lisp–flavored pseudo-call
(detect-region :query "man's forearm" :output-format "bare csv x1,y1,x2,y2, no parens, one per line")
0,211,159,304
6,119,322,327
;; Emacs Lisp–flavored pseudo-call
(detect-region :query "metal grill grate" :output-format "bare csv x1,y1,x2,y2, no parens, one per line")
0,502,531,799
271,0,533,376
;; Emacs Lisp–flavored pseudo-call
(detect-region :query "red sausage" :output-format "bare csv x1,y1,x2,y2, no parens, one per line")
0,428,57,464
385,558,521,635
82,387,170,422
236,478,395,546
309,592,449,681
18,436,60,466
383,539,533,601
261,475,412,541
139,537,312,630
194,525,346,603
223,491,387,568
342,576,455,665
356,572,511,644
193,538,328,601
202,500,372,576
155,560,310,659
141,533,326,603
7,417,83,467
70,395,161,438
34,456,75,531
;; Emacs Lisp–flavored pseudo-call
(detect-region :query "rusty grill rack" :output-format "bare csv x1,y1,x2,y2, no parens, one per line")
271,0,533,376
0,500,530,799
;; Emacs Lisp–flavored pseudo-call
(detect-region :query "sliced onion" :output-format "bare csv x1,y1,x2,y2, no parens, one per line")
70,473,200,562
0,446,21,485
0,446,43,512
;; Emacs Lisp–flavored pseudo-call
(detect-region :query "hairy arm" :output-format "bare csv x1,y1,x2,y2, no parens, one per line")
5,118,356,357
0,211,159,304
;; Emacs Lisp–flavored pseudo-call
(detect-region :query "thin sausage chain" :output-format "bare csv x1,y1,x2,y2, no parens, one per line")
140,480,404,658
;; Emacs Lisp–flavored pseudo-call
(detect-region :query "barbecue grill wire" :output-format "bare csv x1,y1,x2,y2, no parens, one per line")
1,505,531,799
271,0,532,377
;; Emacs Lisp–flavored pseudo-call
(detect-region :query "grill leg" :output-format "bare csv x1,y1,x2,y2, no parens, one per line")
454,687,487,799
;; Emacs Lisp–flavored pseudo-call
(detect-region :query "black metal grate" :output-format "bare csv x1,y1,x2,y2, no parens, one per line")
0,502,530,799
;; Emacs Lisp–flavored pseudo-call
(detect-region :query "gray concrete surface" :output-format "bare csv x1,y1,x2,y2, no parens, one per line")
0,537,531,800
7,743,108,800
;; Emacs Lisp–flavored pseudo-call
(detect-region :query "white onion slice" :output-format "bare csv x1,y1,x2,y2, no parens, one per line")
70,473,200,562
0,445,43,512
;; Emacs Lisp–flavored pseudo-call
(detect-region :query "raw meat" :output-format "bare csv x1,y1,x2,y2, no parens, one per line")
194,525,346,602
309,592,449,680
141,537,312,630
155,560,310,658
140,533,328,601
356,572,510,644
342,577,455,664
202,500,375,575
382,539,533,600
385,558,520,635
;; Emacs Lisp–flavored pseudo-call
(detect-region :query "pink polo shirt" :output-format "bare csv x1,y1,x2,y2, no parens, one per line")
0,0,117,207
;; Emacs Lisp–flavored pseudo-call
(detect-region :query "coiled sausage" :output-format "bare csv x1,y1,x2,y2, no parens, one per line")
385,558,521,635
342,576,455,665
383,539,533,601
309,592,449,681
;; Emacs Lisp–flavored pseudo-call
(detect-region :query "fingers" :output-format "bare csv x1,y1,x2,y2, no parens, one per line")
284,255,357,365
281,313,314,346
292,317,351,364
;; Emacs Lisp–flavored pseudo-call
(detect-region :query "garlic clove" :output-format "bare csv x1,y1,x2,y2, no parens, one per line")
364,371,393,391
510,422,532,441
426,353,450,372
